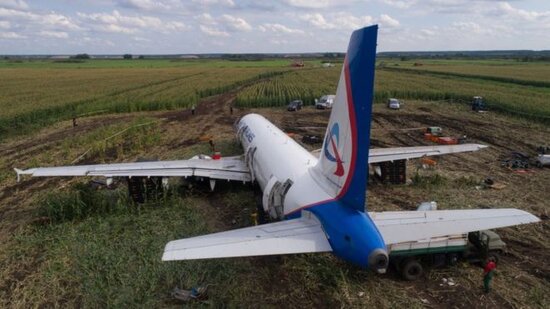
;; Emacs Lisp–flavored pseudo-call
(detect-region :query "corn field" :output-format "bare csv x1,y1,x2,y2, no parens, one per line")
0,67,285,138
235,67,340,107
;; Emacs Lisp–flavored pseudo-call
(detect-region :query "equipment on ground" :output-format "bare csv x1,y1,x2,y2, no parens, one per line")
472,96,487,112
424,127,467,145
501,152,531,169
389,230,505,281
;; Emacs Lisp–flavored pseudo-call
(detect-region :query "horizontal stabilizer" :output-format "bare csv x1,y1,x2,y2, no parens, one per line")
162,212,331,261
370,209,540,245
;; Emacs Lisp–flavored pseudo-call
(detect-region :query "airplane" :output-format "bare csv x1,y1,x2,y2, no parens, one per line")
15,25,540,274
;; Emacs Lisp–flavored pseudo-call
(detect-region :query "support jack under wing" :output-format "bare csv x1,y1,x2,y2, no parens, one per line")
162,208,539,261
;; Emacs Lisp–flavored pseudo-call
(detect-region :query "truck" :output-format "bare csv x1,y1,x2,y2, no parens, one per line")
472,96,486,112
388,230,506,281
315,95,336,109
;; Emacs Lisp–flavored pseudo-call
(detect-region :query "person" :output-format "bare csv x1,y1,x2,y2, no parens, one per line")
191,105,196,115
483,257,496,293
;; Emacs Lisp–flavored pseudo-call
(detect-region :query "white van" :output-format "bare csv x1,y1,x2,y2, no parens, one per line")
315,95,336,109
387,98,401,110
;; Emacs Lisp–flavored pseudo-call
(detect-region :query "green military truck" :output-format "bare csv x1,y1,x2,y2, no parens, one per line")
388,230,506,281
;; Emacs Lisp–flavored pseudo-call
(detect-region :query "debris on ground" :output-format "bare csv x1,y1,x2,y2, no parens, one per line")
440,278,457,287
302,134,323,144
424,127,467,145
420,157,437,169
500,152,531,169
476,178,506,190
172,285,209,302
536,145,549,154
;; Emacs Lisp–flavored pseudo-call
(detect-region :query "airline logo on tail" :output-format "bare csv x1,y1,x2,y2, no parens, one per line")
323,123,345,177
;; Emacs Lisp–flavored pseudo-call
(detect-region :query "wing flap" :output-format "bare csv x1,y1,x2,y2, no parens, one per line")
370,209,540,245
162,213,332,261
15,156,251,182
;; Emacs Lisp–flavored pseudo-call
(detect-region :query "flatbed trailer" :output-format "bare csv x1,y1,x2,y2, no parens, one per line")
388,230,505,280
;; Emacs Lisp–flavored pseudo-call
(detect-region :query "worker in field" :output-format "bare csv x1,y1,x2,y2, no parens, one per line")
191,105,196,115
483,257,497,293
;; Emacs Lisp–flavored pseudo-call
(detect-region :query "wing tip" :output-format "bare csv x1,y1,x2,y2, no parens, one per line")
14,168,23,182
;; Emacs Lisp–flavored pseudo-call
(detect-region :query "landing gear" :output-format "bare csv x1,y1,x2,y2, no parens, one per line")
127,176,164,204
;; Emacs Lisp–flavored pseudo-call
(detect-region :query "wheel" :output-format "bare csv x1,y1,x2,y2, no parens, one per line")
401,258,423,281
537,161,543,168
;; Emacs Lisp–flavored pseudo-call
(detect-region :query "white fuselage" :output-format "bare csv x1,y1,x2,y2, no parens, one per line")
236,114,331,219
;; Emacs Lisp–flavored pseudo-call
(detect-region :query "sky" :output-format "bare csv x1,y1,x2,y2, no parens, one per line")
0,0,549,54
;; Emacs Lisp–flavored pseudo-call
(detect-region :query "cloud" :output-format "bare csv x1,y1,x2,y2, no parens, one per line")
192,0,235,8
300,13,332,29
77,10,188,34
281,0,352,9
0,0,28,10
379,14,400,28
0,20,10,29
117,0,174,11
0,8,81,30
0,31,25,39
220,14,252,31
199,24,229,37
300,12,397,31
258,23,304,34
282,0,330,8
38,30,69,39
379,0,413,9
496,2,550,21
196,13,252,37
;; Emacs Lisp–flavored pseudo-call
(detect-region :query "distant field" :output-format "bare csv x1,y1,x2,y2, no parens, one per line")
0,65,289,138
375,70,550,118
381,59,550,86
1,58,550,140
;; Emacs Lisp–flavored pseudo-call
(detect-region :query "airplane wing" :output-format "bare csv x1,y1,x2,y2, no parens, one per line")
162,212,331,261
369,209,540,245
367,144,488,164
161,209,539,262
15,155,251,183
309,144,488,164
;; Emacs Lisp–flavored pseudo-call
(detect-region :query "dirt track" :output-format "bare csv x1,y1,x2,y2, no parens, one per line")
0,94,549,307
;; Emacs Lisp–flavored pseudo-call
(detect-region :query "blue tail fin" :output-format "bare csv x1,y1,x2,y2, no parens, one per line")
313,25,378,211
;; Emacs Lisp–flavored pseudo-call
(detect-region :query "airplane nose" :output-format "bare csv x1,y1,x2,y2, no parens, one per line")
368,248,389,274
